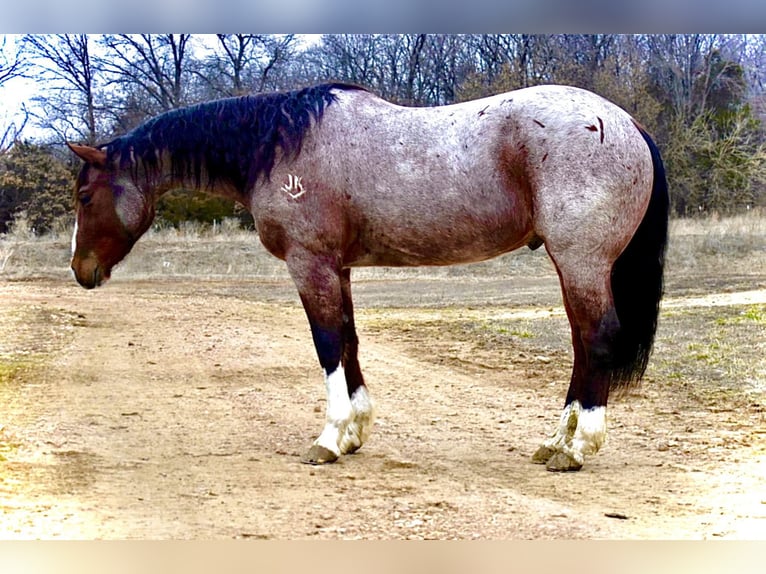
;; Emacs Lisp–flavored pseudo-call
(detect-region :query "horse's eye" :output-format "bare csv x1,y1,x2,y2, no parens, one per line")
79,194,92,206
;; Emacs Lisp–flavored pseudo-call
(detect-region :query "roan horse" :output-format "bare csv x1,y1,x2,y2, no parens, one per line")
69,82,668,472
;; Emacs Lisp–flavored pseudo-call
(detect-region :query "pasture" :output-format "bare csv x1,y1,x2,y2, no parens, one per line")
0,212,764,539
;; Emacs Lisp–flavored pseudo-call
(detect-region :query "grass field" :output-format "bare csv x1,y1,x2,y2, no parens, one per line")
2,210,765,279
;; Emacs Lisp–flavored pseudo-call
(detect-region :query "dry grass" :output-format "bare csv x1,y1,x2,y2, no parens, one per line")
0,217,557,282
666,209,766,275
2,211,764,285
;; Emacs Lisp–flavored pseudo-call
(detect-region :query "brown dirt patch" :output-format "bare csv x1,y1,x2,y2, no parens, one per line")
0,275,764,539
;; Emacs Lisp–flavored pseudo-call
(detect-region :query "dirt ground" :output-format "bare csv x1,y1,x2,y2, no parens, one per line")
0,268,764,539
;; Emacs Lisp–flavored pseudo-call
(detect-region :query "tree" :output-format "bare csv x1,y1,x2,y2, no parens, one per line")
305,34,383,90
458,35,596,101
420,34,473,105
0,142,72,233
588,36,663,135
0,37,24,85
551,35,616,90
300,34,473,106
643,35,746,132
645,35,764,213
1,36,29,153
99,34,196,125
376,34,427,104
663,105,766,215
741,35,766,121
155,189,248,229
4,34,765,221
197,34,297,98
22,34,102,145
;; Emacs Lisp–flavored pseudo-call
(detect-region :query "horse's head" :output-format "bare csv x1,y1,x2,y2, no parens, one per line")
68,143,155,289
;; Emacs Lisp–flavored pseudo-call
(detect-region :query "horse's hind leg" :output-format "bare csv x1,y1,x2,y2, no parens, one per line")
532,256,617,471
287,251,373,464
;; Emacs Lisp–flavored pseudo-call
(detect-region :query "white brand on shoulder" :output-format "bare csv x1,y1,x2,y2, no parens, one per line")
281,174,306,199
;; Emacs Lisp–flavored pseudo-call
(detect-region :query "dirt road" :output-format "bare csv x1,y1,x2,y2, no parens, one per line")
1,276,764,539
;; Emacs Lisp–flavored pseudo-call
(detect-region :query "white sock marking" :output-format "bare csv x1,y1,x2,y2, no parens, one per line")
541,401,607,465
571,404,607,457
313,366,353,456
340,385,375,454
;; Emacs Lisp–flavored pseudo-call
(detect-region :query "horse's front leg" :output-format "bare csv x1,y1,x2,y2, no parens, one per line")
337,268,375,456
287,251,373,464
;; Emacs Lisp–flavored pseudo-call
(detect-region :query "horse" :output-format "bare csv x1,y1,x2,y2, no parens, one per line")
68,82,668,472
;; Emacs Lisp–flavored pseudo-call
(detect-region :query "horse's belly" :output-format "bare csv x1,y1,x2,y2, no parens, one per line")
347,245,518,267
345,208,532,267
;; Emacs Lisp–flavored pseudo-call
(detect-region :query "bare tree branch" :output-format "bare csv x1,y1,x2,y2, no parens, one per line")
22,34,100,144
99,34,194,115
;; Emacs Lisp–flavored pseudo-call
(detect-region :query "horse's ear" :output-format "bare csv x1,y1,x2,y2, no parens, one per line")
67,143,107,167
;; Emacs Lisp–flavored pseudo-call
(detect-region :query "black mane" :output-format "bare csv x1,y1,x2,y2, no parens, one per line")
105,83,363,193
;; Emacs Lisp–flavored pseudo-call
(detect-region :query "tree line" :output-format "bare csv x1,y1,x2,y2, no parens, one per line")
2,34,766,234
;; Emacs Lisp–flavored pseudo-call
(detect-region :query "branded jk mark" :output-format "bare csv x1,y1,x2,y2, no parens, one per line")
281,174,306,199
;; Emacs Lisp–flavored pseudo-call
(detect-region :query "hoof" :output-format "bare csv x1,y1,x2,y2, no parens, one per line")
301,444,338,465
338,427,362,456
545,451,583,472
343,443,361,455
531,445,556,465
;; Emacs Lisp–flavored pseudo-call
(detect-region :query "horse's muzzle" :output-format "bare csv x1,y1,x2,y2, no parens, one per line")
71,255,109,289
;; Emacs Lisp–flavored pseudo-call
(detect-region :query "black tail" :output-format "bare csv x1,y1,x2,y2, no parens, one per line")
610,126,669,390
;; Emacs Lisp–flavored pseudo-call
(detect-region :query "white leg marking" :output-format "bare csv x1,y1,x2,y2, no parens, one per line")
571,404,607,457
313,366,353,457
540,401,607,466
540,402,579,455
339,385,375,454
71,220,78,256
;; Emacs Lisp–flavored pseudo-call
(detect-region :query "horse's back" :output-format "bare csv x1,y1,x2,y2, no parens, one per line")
258,85,654,269
332,82,653,216
291,88,539,266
